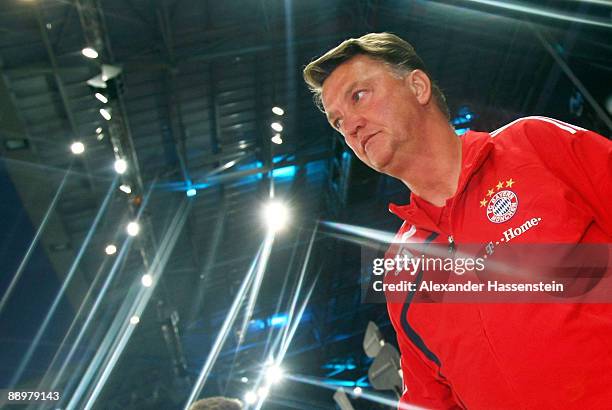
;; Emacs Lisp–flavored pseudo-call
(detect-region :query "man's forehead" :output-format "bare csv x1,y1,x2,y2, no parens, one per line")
321,55,386,112
321,79,356,118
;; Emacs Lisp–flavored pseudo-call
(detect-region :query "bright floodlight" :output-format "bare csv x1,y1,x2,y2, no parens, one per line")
244,391,257,405
99,108,111,121
96,127,103,134
95,92,108,103
272,106,284,116
114,158,127,174
353,387,363,397
241,377,249,383
265,365,284,385
82,47,98,59
130,315,140,325
126,221,140,236
141,274,153,287
262,201,289,232
270,122,283,132
186,188,196,197
70,141,85,155
257,386,270,399
97,133,104,141
119,184,132,194
105,244,117,255
271,134,283,145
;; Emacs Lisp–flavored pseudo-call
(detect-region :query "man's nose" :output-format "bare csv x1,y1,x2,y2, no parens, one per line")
342,113,365,138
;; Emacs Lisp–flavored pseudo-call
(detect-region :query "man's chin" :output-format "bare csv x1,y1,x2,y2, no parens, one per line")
368,155,391,173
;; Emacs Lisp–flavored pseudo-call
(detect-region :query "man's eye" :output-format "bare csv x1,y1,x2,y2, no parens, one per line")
352,90,366,102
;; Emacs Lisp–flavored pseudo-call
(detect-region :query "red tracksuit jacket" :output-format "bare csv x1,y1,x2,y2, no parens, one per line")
386,117,612,409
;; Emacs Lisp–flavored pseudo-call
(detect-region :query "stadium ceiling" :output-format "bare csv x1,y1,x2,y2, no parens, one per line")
0,0,610,409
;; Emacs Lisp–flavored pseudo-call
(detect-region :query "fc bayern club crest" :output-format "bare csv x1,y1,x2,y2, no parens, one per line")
486,190,518,223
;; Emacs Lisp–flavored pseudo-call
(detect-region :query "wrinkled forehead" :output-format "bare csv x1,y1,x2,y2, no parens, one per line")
319,57,363,113
320,55,392,112
320,69,346,114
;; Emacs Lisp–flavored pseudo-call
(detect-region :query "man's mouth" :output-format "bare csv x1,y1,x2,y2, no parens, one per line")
361,132,378,152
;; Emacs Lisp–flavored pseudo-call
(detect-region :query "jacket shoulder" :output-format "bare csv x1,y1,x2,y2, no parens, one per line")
490,116,587,139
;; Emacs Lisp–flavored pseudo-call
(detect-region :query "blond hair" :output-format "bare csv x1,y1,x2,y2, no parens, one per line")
188,397,243,410
303,32,449,119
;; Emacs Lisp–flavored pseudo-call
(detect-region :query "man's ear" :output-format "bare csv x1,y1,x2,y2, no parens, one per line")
405,69,432,105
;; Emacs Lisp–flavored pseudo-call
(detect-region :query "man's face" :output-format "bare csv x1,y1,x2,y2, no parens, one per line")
321,55,425,176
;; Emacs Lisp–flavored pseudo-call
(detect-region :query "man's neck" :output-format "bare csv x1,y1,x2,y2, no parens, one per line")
399,121,462,207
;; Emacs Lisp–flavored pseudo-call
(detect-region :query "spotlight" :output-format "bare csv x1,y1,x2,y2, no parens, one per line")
257,386,270,399
130,315,140,325
105,244,117,255
262,201,289,232
272,106,284,116
114,158,127,174
119,184,132,194
82,47,98,59
97,133,105,141
96,127,103,134
141,274,153,287
244,391,257,405
87,76,107,89
265,365,284,385
86,65,122,89
99,108,111,121
271,134,283,145
241,377,249,383
353,387,363,397
126,221,140,236
270,122,283,132
70,141,85,155
101,64,122,80
186,188,196,197
95,92,108,103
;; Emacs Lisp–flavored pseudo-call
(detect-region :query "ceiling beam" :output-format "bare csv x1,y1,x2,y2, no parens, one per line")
34,4,97,192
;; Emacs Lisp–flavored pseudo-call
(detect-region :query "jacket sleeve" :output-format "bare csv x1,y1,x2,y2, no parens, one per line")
387,303,463,409
397,340,464,409
520,118,612,236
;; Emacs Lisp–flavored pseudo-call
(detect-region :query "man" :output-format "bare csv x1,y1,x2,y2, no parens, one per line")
188,396,243,410
304,33,612,409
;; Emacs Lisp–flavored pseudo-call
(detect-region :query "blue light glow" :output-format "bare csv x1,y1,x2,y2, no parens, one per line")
268,314,288,327
248,319,266,331
271,166,296,178
237,161,263,171
317,379,370,387
186,188,197,197
323,360,357,377
452,106,476,126
325,363,356,370
273,155,295,164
